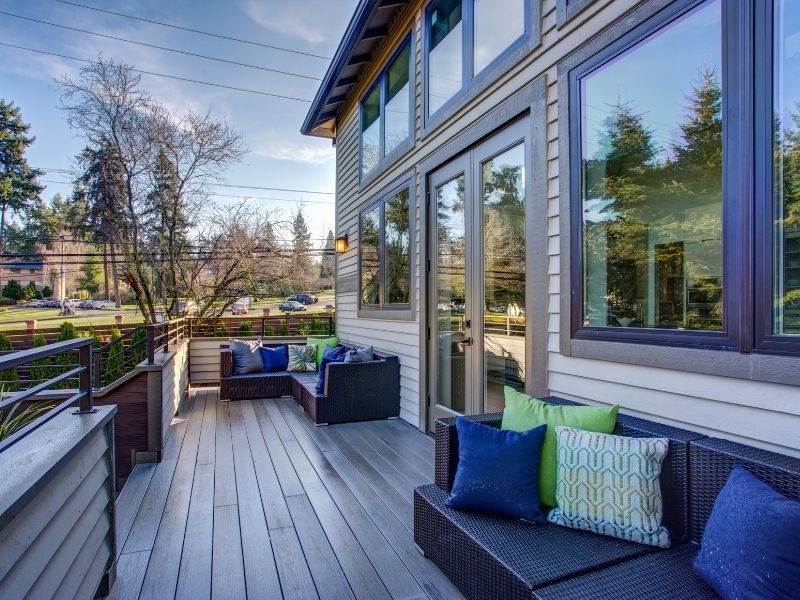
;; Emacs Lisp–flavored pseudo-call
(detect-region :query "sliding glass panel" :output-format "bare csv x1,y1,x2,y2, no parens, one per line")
428,0,463,116
482,144,525,412
361,86,381,178
581,0,723,331
384,189,410,304
384,45,411,156
474,0,524,75
360,206,381,305
774,0,800,335
436,175,467,413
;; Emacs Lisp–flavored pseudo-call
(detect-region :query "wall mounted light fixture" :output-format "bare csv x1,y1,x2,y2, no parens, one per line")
335,233,348,254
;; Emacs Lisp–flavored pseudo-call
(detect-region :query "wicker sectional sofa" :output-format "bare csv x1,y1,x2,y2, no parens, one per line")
414,397,800,600
219,343,400,425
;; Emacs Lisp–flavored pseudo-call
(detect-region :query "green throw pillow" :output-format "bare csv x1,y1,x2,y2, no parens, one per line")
288,345,317,372
547,426,670,547
501,386,618,507
306,336,339,368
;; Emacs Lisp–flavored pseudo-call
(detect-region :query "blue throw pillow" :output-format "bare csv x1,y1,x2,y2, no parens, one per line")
260,345,288,373
694,465,800,600
315,345,346,395
446,417,547,522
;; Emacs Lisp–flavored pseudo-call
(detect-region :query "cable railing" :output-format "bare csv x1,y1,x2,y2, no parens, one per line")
185,314,335,337
0,337,94,452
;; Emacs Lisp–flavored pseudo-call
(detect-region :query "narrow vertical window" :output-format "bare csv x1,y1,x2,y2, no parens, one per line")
428,0,463,116
774,0,800,335
384,45,411,157
360,206,381,305
580,0,723,331
474,0,524,75
384,189,410,304
361,86,381,179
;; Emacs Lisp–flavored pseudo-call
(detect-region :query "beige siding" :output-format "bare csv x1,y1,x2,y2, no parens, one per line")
331,0,800,455
0,408,115,599
161,339,190,446
188,337,305,384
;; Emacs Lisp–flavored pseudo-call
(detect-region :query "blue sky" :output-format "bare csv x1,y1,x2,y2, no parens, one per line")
0,0,359,246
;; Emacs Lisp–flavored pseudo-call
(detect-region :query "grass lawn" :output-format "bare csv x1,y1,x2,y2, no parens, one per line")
0,291,337,331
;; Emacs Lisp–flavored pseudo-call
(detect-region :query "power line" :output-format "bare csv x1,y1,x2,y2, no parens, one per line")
0,10,322,82
0,42,313,103
38,178,335,199
53,0,332,60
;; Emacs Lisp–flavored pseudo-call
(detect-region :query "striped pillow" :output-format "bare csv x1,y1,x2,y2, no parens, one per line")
547,426,670,547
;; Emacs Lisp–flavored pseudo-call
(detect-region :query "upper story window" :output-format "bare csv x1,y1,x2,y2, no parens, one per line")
360,184,411,310
360,40,412,181
426,0,525,118
567,0,800,357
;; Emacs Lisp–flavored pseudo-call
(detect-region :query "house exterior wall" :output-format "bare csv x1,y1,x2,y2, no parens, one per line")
332,0,800,457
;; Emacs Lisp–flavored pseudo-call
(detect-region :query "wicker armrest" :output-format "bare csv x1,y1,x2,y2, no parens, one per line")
324,357,396,395
220,347,233,378
434,412,503,493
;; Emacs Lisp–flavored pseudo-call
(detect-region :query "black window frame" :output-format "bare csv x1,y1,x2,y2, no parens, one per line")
752,0,800,357
422,0,541,135
358,177,414,317
358,35,414,187
566,0,753,353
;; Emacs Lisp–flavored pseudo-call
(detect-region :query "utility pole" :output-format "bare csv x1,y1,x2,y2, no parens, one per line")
59,234,66,305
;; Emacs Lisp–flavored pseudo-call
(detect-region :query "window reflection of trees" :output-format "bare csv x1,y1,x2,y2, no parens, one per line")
385,190,410,304
360,207,380,305
583,66,724,331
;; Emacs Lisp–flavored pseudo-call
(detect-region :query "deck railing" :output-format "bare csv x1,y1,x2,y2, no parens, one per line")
0,337,94,452
186,313,335,337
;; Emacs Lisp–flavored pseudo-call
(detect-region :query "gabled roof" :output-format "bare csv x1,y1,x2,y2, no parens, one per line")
301,0,411,139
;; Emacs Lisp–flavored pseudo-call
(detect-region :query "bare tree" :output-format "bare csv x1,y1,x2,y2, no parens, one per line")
57,57,246,321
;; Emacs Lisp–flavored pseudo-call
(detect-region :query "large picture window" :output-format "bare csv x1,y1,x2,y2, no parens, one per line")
426,0,528,119
360,40,412,181
360,184,411,310
580,0,722,332
567,0,800,360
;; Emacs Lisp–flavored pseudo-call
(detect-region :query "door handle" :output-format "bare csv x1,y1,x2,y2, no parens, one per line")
458,337,473,347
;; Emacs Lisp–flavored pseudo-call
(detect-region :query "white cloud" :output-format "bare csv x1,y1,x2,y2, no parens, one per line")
243,0,351,45
253,136,335,164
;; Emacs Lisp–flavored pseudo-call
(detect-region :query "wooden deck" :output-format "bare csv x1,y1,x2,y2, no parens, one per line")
109,388,463,600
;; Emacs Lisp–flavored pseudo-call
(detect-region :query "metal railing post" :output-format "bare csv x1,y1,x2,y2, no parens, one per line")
164,322,170,354
147,325,155,365
92,348,102,388
77,342,95,413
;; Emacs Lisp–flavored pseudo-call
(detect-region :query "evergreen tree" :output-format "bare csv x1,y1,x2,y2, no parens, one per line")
290,207,314,291
29,334,53,384
2,280,22,301
319,230,336,284
21,282,39,301
103,328,125,384
129,327,148,366
0,100,43,254
214,322,230,337
76,254,103,296
237,321,254,336
41,285,52,299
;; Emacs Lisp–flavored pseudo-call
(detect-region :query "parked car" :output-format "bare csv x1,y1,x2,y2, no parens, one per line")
168,300,198,317
24,300,44,308
90,300,116,309
77,300,94,309
279,300,307,313
231,302,249,315
289,293,317,305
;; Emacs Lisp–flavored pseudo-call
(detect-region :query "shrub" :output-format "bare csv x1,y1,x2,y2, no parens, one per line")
30,334,54,384
237,321,254,336
214,323,230,337
1,281,22,301
103,328,125,385
263,325,275,337
0,332,19,391
21,282,38,301
57,322,78,342
296,318,309,335
279,319,289,337
129,327,147,366
41,286,52,299
0,297,12,306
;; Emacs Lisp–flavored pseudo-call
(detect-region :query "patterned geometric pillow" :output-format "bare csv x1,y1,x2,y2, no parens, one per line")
287,344,317,372
547,426,670,548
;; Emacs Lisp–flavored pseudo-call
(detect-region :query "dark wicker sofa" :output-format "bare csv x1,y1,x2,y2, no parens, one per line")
219,343,400,425
413,397,800,600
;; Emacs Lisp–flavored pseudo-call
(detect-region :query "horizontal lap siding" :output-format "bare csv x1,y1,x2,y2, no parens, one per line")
0,422,113,598
161,341,190,447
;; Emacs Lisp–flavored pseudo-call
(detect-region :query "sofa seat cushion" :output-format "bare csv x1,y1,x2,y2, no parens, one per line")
228,370,289,381
534,543,716,600
415,483,653,596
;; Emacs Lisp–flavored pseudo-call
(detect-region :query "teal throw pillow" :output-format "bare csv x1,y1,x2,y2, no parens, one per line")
288,344,317,372
547,426,670,548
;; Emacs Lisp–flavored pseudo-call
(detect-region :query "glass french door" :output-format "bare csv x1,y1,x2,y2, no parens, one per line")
428,119,530,427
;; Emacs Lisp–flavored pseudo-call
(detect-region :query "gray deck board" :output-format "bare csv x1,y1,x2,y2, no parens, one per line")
108,389,464,600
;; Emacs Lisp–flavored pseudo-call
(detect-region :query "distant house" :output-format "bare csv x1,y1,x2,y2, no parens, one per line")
0,260,46,292
301,0,800,458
